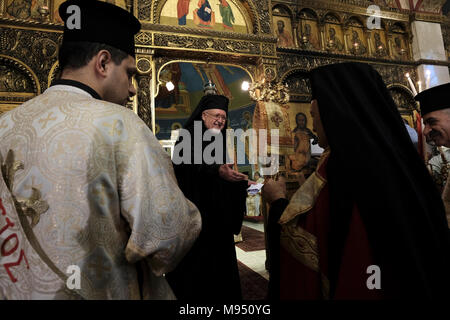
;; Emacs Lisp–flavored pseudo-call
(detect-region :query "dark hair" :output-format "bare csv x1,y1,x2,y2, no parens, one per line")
58,41,129,71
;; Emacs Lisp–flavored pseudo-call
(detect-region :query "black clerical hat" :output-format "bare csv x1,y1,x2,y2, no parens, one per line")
415,83,450,116
198,95,229,113
59,0,141,57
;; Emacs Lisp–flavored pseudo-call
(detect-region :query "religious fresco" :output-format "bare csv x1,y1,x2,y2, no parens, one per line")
387,23,409,60
5,0,127,22
371,29,388,58
273,16,295,48
283,102,317,173
155,62,253,140
346,26,368,55
390,34,408,60
324,23,345,53
253,99,318,176
52,0,127,23
286,103,314,141
298,19,321,50
298,9,320,50
160,0,249,33
5,0,45,20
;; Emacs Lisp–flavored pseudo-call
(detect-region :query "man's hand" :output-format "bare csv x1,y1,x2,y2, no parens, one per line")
247,180,257,186
219,164,248,182
262,176,287,205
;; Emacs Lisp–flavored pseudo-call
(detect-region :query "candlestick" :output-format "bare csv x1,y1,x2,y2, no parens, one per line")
406,74,417,96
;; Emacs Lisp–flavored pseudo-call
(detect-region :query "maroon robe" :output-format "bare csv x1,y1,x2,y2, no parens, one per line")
277,150,383,299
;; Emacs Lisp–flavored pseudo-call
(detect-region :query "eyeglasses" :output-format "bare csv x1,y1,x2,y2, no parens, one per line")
204,112,227,122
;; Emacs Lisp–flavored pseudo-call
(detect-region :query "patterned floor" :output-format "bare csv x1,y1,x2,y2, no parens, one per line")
236,220,268,279
235,220,269,299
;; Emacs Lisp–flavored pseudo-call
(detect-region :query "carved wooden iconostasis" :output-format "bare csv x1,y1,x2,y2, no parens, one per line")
130,0,275,178
270,0,425,181
1,0,449,181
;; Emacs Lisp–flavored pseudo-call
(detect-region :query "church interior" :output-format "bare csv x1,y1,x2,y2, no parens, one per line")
1,0,449,300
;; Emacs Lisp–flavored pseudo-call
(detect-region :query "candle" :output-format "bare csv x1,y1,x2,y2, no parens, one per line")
406,73,417,96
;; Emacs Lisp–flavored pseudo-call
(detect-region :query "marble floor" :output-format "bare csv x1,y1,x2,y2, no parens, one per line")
235,220,269,281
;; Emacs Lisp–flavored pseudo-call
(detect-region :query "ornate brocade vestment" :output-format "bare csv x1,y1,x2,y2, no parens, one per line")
0,85,201,299
277,149,381,299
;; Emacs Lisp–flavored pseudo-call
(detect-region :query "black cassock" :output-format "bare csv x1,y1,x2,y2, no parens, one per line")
166,122,248,301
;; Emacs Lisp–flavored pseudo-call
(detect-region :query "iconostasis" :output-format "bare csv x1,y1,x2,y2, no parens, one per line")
272,4,411,60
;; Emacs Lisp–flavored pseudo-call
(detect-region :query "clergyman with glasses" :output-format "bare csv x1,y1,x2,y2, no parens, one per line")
166,92,253,300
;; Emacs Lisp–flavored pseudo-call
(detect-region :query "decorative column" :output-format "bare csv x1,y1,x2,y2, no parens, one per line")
411,20,450,92
135,49,154,132
365,28,374,56
292,17,300,48
343,25,350,54
386,22,393,58
37,0,51,23
1,0,5,17
318,19,326,51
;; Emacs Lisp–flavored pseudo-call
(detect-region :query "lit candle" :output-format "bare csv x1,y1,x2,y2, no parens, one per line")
405,73,417,96
425,70,431,89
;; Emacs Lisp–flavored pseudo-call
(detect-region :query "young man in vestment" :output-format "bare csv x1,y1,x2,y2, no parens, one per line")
166,94,250,301
0,0,201,299
415,83,450,228
263,62,450,299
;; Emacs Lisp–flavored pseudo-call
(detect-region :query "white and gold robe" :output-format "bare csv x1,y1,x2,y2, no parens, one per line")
0,85,201,299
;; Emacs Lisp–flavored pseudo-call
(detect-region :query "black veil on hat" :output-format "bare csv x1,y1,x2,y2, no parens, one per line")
59,0,141,57
308,62,450,298
414,82,450,116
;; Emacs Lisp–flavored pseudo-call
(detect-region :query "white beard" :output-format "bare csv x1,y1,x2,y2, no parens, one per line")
209,128,222,135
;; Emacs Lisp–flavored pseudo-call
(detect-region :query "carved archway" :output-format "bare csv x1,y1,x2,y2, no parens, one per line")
387,84,417,111
0,55,40,114
280,68,311,102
